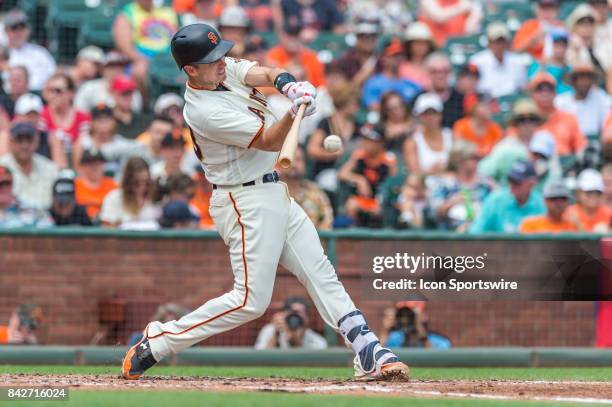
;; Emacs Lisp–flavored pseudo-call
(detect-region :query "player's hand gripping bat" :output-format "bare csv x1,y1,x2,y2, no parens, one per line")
278,104,306,169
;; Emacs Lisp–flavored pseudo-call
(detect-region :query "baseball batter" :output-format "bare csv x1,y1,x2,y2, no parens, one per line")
122,24,409,381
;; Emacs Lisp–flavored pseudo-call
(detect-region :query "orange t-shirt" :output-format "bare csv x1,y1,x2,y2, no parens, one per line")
190,191,214,229
452,117,503,156
519,215,577,234
419,0,469,46
512,19,564,60
75,178,118,220
266,46,326,88
173,0,223,15
565,204,611,232
542,110,587,156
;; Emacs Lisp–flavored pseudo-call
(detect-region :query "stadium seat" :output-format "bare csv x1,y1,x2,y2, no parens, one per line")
380,173,406,229
311,32,348,64
252,31,279,48
78,8,117,51
147,53,187,108
444,34,486,68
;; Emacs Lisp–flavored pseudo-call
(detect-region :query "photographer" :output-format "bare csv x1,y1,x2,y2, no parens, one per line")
379,301,451,349
0,304,43,344
254,297,327,350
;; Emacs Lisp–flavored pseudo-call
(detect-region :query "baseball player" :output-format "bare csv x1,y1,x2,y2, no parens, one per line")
122,24,409,381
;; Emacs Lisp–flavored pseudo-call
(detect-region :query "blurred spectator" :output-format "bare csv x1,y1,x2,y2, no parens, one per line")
67,46,104,88
0,304,43,344
100,156,160,230
339,125,397,227
111,75,153,138
418,0,482,47
75,150,118,221
266,21,326,88
307,84,360,187
526,28,572,94
379,301,451,348
152,94,195,162
1,65,29,117
73,106,146,179
242,0,275,31
519,179,576,233
137,115,176,163
254,296,327,349
396,173,428,229
41,73,91,168
275,0,344,37
379,91,415,153
512,0,563,60
127,302,190,346
455,63,480,97
163,173,196,205
277,147,333,230
151,133,188,183
50,178,92,226
159,199,199,229
470,22,529,98
430,140,494,232
479,100,544,184
0,93,50,161
404,93,453,175
565,3,609,83
347,1,412,36
528,130,561,191
0,122,58,209
190,169,215,229
589,0,612,93
603,163,612,207
177,0,221,27
244,34,269,66
555,63,610,138
361,39,421,110
4,9,56,92
528,72,586,156
331,19,379,85
75,52,143,114
399,22,436,89
425,52,464,128
218,6,251,58
112,0,178,90
565,169,610,233
0,165,52,228
470,160,545,233
452,94,503,157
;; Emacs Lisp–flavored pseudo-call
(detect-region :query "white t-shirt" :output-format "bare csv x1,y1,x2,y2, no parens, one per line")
413,128,453,173
183,57,279,185
0,153,58,209
554,87,611,137
74,78,143,113
470,49,530,98
8,42,57,91
99,189,160,230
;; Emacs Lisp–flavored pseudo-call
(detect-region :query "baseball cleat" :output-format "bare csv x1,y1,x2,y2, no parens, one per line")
353,344,410,382
121,336,157,380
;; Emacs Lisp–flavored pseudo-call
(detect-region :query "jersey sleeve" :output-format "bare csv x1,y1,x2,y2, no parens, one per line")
224,57,258,86
203,108,265,149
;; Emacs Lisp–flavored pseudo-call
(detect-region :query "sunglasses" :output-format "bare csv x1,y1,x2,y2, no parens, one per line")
8,23,26,31
357,33,377,39
534,83,555,92
0,180,12,187
546,196,568,202
515,115,541,125
14,134,35,142
584,190,603,196
49,87,67,94
577,17,595,24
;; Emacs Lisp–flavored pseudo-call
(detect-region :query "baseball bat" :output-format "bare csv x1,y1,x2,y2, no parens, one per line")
278,104,306,169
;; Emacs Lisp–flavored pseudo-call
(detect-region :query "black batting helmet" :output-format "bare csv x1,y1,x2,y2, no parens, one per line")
171,24,234,69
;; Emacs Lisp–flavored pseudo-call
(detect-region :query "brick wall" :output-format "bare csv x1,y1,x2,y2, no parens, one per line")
0,235,597,347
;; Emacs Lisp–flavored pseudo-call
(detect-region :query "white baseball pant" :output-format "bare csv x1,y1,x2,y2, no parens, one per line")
146,181,356,361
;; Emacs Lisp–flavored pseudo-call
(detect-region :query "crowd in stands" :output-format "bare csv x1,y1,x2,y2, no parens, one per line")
0,0,610,233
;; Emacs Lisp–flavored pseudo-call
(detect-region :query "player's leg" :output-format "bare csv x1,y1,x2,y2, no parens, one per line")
278,198,408,381
122,184,290,379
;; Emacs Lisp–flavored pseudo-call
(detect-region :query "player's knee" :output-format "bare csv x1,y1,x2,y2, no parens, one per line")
244,293,272,319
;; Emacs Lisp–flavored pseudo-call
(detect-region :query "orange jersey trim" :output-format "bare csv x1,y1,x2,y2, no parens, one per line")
247,123,265,148
147,192,249,339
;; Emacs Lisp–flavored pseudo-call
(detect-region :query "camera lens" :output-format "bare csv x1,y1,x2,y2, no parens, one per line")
285,312,304,330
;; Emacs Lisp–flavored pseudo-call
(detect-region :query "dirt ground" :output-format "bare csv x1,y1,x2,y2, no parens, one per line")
3,374,612,403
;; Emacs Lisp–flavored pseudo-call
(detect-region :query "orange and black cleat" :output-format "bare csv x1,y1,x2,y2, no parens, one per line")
121,338,157,380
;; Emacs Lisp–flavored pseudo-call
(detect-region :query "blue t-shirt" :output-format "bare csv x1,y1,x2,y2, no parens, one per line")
362,74,422,108
469,187,546,233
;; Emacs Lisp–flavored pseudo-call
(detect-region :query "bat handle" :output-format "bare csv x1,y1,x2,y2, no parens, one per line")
278,104,306,169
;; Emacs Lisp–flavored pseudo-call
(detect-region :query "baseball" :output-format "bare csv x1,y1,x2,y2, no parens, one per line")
323,134,342,153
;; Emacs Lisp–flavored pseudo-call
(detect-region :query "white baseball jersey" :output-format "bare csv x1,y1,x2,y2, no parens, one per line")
183,57,279,185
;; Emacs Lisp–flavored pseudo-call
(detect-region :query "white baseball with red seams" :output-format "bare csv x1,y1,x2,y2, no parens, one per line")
141,57,407,380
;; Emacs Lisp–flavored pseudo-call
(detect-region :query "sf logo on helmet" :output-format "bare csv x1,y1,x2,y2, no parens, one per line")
208,32,218,45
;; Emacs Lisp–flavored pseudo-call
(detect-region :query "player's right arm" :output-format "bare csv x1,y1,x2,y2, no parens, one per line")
250,112,294,151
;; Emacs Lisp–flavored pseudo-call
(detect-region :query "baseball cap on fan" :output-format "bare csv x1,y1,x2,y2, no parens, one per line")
52,178,76,204
4,8,28,29
154,93,184,115
508,160,537,183
14,93,43,115
529,130,556,159
543,180,571,199
413,93,443,115
111,75,137,93
486,22,511,41
577,169,604,192
218,6,250,29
